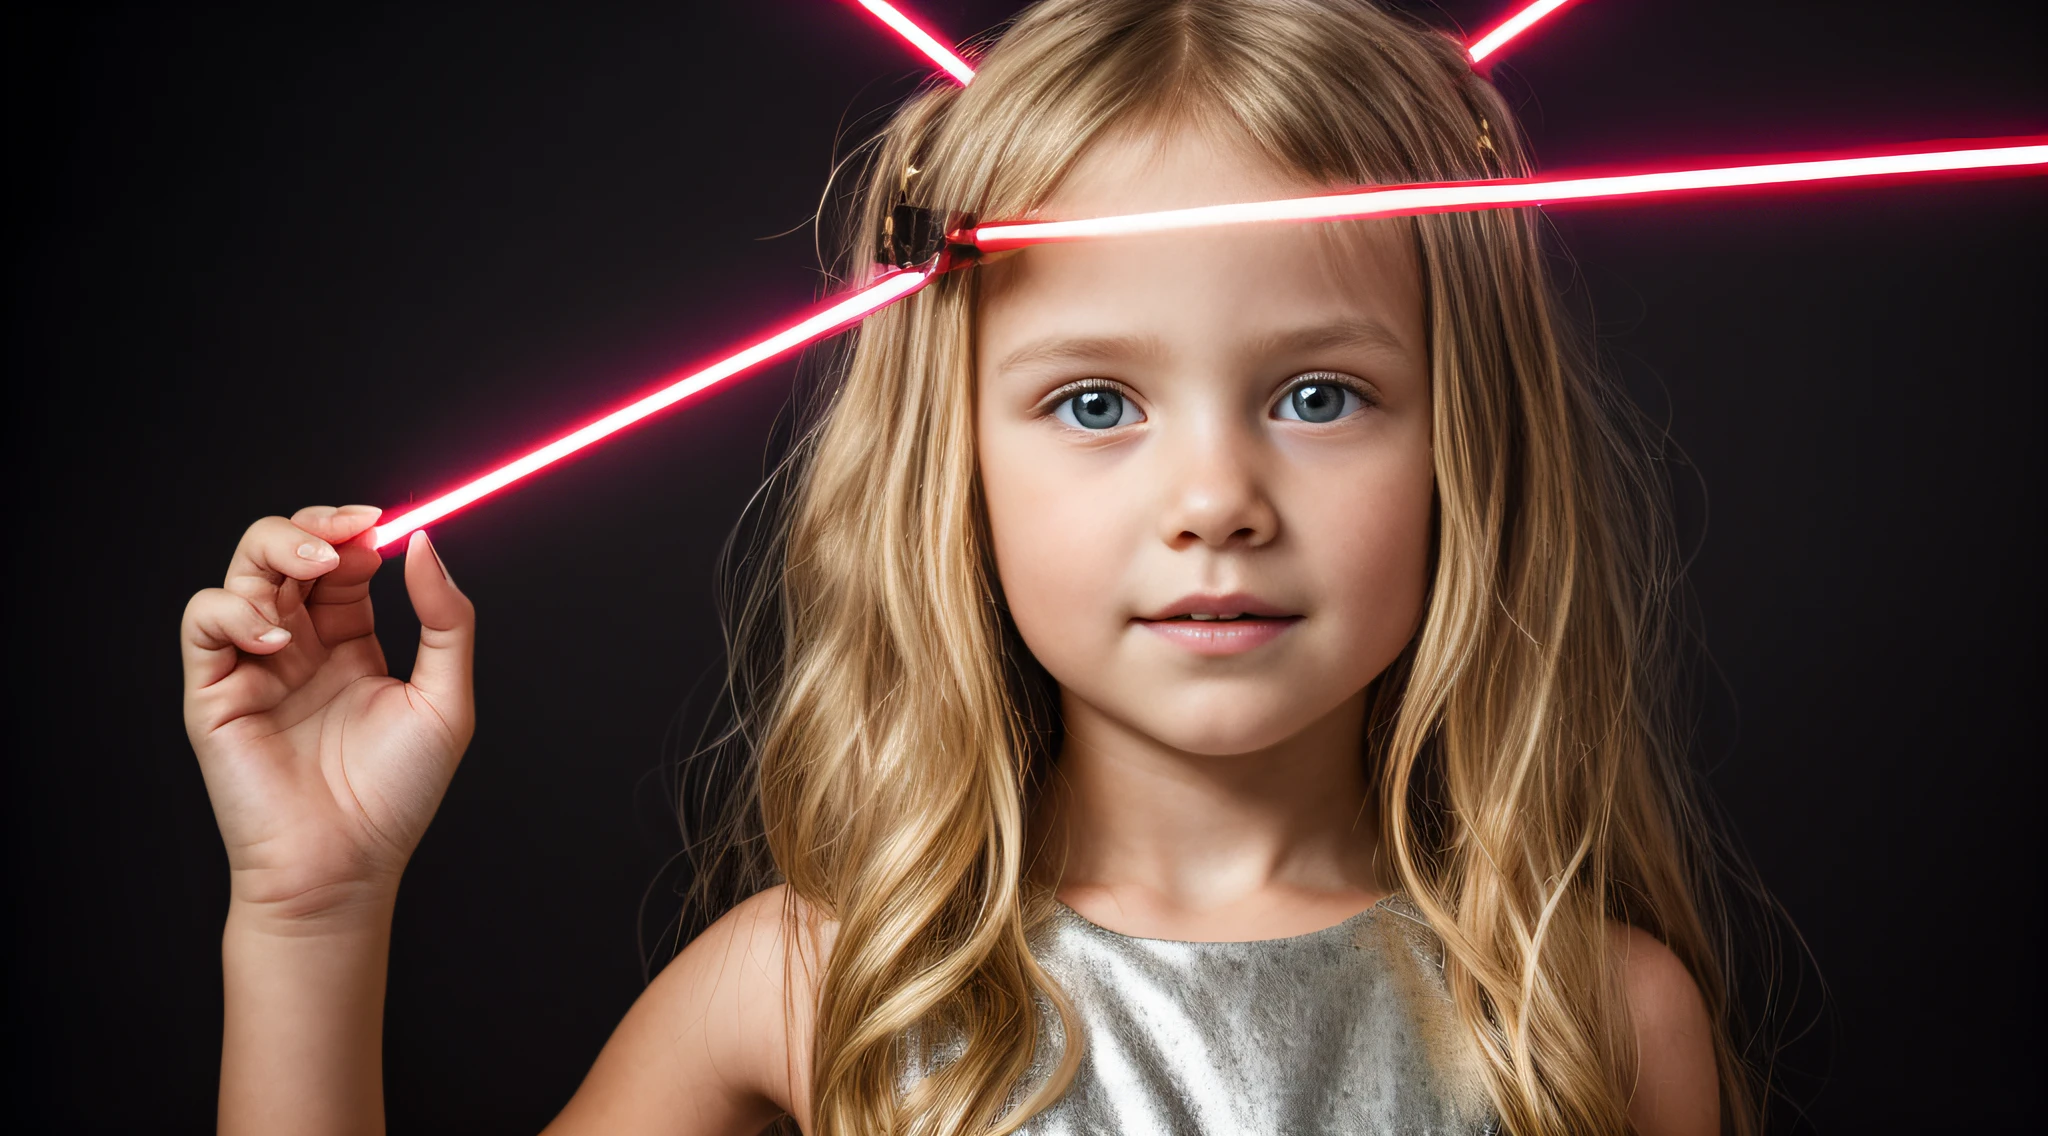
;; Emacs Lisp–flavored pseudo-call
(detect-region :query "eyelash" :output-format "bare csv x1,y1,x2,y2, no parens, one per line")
1277,371,1377,413
1040,377,1128,411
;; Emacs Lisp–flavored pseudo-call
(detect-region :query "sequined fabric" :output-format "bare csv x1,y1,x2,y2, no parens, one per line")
911,895,1500,1134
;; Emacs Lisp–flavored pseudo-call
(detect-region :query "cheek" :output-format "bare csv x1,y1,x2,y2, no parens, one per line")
1302,447,1436,669
979,426,1134,671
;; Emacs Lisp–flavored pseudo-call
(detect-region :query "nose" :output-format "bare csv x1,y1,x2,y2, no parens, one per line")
1157,415,1280,550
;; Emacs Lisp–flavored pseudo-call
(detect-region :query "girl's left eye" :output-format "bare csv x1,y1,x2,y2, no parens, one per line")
1273,374,1366,423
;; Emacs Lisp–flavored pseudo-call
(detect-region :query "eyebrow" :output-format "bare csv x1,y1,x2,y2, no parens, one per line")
1247,317,1412,360
993,318,1411,376
994,332,1170,375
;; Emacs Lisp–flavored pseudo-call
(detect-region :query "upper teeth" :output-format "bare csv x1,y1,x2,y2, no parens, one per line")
1188,613,1242,621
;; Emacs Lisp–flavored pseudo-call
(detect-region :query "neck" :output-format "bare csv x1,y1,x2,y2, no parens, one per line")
1033,688,1386,939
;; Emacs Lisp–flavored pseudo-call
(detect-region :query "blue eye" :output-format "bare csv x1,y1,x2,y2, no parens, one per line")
1055,387,1143,430
1274,376,1363,423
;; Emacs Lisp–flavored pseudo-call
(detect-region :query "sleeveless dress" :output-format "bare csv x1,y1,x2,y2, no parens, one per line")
910,895,1501,1135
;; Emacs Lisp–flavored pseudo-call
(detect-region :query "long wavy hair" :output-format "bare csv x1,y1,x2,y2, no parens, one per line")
677,1,1763,1132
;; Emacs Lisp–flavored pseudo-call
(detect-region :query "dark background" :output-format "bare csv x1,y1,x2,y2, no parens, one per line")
5,1,2040,1130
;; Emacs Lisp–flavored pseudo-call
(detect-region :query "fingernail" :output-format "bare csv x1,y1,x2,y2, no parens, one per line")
257,627,292,646
297,540,339,564
423,531,454,583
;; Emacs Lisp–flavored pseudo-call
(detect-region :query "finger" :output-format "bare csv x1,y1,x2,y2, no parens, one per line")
289,503,384,537
182,587,293,692
403,531,476,730
301,506,386,646
224,515,350,623
294,504,384,599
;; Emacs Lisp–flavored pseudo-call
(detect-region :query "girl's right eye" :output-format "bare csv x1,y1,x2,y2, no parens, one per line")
1052,386,1144,431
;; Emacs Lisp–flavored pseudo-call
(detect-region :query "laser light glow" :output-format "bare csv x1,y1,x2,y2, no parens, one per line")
370,266,934,549
376,139,2043,546
968,139,2048,251
1469,0,1580,65
854,0,975,84
854,0,1574,83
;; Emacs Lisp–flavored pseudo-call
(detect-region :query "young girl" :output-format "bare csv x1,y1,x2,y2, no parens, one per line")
182,1,1751,1132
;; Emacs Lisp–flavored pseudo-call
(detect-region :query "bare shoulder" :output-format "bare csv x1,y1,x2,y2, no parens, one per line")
1609,923,1720,1136
544,885,831,1136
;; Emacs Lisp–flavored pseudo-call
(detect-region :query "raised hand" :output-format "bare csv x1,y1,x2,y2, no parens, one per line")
182,505,476,922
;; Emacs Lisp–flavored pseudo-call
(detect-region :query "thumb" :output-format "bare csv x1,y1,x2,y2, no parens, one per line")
403,530,476,722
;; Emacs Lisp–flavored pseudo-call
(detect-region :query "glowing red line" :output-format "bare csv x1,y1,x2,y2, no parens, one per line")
846,0,1568,80
968,139,2048,251
371,140,2041,547
370,267,933,549
852,0,975,84
1468,0,1580,64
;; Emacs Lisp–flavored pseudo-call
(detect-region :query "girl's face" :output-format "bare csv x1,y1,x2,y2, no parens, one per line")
976,122,1436,757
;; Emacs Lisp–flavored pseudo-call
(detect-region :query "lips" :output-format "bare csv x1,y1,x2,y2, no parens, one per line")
1133,593,1301,656
1138,592,1296,621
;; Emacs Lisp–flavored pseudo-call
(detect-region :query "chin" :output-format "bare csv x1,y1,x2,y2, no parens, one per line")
1131,697,1342,758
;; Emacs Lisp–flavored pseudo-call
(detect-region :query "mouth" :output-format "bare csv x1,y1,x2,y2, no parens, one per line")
1137,592,1298,622
1133,594,1301,655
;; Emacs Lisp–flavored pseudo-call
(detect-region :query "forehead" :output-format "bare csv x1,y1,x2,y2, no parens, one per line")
975,121,1422,361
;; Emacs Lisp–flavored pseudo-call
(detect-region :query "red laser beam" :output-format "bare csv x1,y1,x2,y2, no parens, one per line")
371,138,2042,547
852,0,975,84
852,0,1581,84
1468,0,1581,65
967,137,2048,250
369,267,934,549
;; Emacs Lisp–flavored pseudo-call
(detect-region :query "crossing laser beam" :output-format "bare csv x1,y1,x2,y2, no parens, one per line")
967,138,2048,250
853,0,975,84
1469,0,1581,65
372,137,2043,547
851,0,1587,82
369,267,935,549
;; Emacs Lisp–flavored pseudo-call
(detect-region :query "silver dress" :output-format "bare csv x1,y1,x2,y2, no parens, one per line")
964,895,1501,1134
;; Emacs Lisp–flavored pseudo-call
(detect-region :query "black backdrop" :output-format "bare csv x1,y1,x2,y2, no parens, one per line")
5,1,2041,1131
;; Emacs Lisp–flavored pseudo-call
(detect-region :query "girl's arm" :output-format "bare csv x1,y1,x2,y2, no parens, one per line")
185,507,469,1135
219,885,810,1136
1617,926,1722,1136
219,898,397,1133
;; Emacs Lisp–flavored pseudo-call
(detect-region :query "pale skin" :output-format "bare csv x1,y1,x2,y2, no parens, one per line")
185,122,1717,1135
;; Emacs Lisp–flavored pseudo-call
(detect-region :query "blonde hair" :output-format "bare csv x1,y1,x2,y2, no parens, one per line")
692,1,1759,1132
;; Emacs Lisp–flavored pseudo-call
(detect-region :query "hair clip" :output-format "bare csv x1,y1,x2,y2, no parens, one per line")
878,199,980,273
